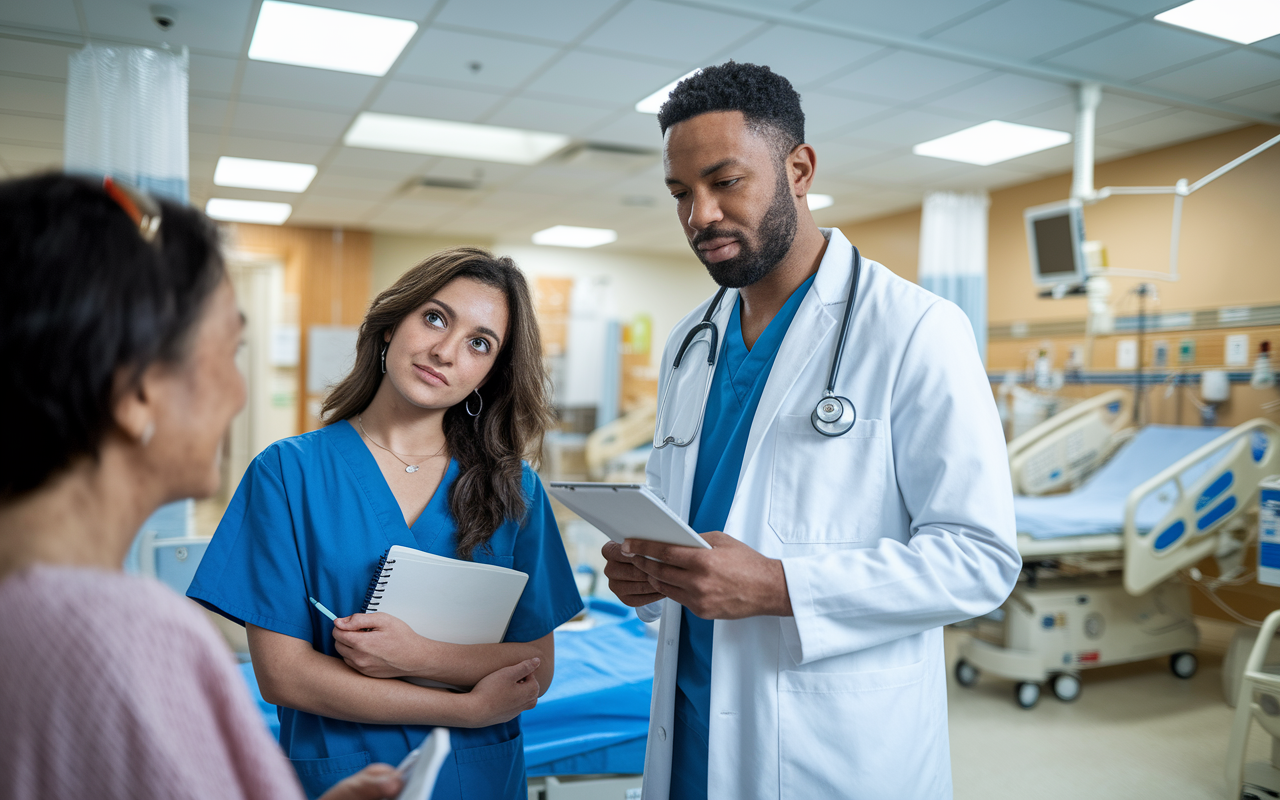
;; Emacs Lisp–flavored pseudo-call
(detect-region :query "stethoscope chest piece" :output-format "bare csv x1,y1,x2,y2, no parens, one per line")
811,392,856,437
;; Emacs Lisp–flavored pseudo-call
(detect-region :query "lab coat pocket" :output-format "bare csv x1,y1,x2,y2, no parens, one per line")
769,415,885,543
777,661,927,799
452,731,526,800
290,750,371,800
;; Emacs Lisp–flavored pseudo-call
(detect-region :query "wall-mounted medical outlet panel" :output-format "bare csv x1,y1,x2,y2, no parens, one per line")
1226,334,1250,367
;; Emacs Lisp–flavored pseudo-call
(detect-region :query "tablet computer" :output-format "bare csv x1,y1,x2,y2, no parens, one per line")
548,482,711,550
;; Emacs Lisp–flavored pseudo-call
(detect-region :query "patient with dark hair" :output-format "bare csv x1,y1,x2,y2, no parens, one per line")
0,173,401,800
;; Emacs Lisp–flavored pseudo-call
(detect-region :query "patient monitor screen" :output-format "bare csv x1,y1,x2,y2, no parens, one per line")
1031,213,1079,282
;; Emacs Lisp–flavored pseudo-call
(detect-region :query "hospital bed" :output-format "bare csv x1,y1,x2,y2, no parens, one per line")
1226,609,1280,800
957,417,1280,709
1006,388,1132,496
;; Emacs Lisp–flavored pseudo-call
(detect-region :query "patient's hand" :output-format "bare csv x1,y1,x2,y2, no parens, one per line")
318,763,403,800
332,612,427,678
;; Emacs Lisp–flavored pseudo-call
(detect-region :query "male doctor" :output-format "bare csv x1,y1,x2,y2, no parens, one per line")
600,62,1020,800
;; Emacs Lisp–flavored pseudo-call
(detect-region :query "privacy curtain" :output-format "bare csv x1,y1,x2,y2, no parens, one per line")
918,191,990,361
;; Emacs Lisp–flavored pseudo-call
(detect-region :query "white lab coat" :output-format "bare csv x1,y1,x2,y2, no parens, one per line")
639,228,1020,800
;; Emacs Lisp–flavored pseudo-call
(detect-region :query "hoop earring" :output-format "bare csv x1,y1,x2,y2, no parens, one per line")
465,389,483,417
380,343,388,374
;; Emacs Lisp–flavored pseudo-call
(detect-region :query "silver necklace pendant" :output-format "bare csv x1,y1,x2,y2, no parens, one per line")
405,464,419,473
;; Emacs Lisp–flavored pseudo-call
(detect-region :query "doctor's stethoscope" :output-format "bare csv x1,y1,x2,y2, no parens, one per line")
653,246,862,449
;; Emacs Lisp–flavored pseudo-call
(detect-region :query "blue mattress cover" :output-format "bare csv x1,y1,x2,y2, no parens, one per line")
1015,425,1230,539
523,599,655,776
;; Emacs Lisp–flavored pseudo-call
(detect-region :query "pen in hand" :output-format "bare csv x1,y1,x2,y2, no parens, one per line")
309,596,339,621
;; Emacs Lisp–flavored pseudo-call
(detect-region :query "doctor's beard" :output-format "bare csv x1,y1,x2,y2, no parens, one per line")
690,167,798,289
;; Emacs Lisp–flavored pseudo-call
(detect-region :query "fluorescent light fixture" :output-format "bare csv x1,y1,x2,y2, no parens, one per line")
532,225,618,248
345,112,570,165
214,157,317,192
1155,0,1280,44
635,69,701,114
913,120,1071,166
206,198,293,225
249,1,418,76
807,194,834,211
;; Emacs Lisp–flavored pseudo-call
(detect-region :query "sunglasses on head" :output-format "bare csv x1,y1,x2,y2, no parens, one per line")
102,176,162,243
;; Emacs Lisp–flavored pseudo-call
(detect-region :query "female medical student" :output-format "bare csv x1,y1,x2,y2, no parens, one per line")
189,247,584,800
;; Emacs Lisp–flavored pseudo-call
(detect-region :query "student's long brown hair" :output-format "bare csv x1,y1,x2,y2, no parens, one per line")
322,247,552,559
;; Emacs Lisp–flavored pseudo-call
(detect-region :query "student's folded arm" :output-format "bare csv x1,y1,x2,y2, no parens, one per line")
408,633,556,697
247,625,541,727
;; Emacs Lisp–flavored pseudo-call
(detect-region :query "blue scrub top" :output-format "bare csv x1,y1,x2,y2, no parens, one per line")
188,420,583,800
670,274,816,800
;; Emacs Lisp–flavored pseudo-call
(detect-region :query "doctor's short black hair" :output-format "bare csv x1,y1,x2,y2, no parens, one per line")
0,173,225,500
657,61,805,159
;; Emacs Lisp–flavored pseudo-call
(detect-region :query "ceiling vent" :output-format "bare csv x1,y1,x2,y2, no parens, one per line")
399,174,482,202
557,142,658,171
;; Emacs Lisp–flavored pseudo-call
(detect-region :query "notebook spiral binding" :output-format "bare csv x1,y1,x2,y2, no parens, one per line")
360,550,397,613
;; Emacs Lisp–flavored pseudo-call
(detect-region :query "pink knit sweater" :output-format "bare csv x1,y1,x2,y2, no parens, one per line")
0,565,305,800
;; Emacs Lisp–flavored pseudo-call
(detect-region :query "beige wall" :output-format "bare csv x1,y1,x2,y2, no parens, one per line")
370,232,496,297
839,206,922,284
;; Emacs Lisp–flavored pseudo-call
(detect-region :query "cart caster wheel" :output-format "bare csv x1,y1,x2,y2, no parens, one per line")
955,659,979,688
1050,673,1081,702
1171,651,1198,679
1015,681,1041,709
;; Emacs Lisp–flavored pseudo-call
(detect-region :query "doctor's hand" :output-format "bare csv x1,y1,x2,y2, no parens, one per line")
624,532,794,620
601,540,666,608
332,612,427,679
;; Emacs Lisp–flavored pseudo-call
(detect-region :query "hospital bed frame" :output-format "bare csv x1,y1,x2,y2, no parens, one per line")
959,418,1280,709
1007,389,1132,496
1226,609,1280,800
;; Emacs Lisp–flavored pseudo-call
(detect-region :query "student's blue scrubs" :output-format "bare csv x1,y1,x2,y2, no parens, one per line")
188,420,583,800
669,274,816,800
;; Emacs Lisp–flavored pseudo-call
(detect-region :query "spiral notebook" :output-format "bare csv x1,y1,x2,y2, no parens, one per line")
362,544,529,688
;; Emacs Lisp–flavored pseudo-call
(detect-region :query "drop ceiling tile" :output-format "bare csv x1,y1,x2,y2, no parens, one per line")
231,101,352,142
1072,0,1183,16
0,0,79,31
0,75,65,116
801,92,895,138
369,79,505,122
799,0,999,37
719,27,884,88
366,201,460,232
844,153,969,185
189,54,239,97
308,171,404,201
844,108,977,147
189,157,217,183
477,189,574,211
1006,140,1128,172
433,0,618,45
1140,50,1280,101
291,196,381,222
300,0,433,20
441,205,541,237
206,185,304,205
925,73,1074,121
82,0,254,57
222,135,333,164
813,140,894,173
524,51,683,106
425,157,529,187
1254,36,1280,56
1096,108,1246,148
0,142,62,171
0,38,75,80
189,131,222,157
1222,82,1280,113
1047,21,1232,82
1010,92,1175,131
239,61,379,112
936,0,1129,61
582,111,665,150
189,95,230,131
329,146,433,176
485,96,617,137
819,51,990,106
580,0,763,66
505,162,618,196
0,112,63,145
924,163,1052,191
396,28,561,91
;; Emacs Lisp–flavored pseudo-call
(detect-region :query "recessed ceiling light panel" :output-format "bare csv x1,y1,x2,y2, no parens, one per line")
249,1,418,76
1155,0,1280,45
807,194,834,210
636,69,702,114
913,121,1072,166
206,198,293,225
345,112,570,165
532,225,618,248
214,156,318,192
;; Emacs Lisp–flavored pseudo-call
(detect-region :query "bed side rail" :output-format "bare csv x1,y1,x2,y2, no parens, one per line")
1124,419,1280,596
1008,389,1132,496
